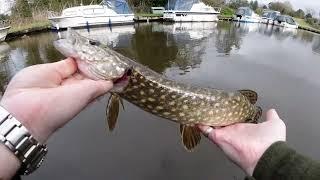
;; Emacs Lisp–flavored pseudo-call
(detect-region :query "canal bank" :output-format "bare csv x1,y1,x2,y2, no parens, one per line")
3,16,320,42
5,20,51,41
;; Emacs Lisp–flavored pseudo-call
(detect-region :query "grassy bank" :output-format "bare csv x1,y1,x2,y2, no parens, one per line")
294,18,320,33
9,20,51,34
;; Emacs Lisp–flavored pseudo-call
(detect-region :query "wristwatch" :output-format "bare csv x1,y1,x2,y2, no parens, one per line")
0,106,48,175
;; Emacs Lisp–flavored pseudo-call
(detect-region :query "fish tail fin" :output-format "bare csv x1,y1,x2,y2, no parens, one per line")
238,89,258,104
180,124,201,152
106,93,121,131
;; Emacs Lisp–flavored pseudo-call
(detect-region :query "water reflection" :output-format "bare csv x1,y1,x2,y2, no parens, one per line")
312,37,320,54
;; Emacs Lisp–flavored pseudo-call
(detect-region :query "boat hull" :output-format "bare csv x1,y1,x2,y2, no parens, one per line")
163,11,219,22
0,27,10,42
49,14,134,29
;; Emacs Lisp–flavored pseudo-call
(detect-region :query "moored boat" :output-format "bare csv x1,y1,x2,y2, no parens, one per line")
233,7,261,23
274,15,298,29
0,26,10,42
48,0,134,30
163,0,220,22
261,10,280,24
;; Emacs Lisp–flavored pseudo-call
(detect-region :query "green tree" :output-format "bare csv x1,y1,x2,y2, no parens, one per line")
249,0,258,11
12,0,32,18
228,0,249,10
295,9,305,19
220,6,235,16
306,13,312,19
202,0,225,7
268,1,294,15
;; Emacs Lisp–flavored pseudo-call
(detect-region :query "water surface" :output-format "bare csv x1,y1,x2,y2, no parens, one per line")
0,22,320,179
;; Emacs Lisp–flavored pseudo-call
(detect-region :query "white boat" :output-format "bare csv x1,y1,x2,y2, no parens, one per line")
234,7,261,23
273,15,298,29
261,10,280,24
48,0,134,29
0,26,10,42
163,1,220,22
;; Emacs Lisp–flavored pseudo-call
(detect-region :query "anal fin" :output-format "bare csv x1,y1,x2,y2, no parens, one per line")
238,89,258,104
180,125,201,152
106,93,121,131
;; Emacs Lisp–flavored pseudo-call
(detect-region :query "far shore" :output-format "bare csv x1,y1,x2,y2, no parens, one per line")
4,16,320,42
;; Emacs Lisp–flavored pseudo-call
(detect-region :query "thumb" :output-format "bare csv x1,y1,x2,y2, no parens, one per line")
266,109,280,122
58,79,113,104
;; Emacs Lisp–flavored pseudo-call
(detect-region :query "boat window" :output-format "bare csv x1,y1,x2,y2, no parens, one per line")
262,12,269,18
285,17,296,25
277,16,285,22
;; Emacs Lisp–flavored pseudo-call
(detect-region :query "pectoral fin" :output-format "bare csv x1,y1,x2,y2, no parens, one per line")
239,90,258,104
106,94,121,131
180,125,201,151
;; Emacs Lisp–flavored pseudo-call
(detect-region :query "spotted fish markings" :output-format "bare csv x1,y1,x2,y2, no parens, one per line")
54,30,262,151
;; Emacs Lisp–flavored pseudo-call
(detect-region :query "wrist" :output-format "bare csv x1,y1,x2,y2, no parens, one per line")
0,100,50,144
0,143,20,179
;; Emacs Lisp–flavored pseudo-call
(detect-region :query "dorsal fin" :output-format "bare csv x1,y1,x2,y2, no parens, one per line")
180,125,201,152
238,90,258,104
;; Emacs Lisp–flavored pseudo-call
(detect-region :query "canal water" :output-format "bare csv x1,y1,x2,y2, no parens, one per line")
0,22,320,179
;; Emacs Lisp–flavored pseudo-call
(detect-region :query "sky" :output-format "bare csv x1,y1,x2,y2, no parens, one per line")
258,0,320,13
0,0,320,15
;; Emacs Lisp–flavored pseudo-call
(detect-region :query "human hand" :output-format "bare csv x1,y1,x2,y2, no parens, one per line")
198,109,286,176
0,58,113,143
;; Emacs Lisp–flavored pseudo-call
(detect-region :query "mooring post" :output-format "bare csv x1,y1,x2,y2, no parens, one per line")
86,21,90,32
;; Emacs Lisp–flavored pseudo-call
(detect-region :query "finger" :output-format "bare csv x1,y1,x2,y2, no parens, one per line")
48,58,77,79
7,58,78,89
198,125,214,138
61,73,86,85
266,109,280,122
58,79,113,105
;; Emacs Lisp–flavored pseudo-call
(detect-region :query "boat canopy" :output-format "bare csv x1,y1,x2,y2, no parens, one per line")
102,0,132,14
166,0,200,10
236,7,253,16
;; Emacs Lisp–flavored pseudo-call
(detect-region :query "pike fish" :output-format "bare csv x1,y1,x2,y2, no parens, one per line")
54,30,262,151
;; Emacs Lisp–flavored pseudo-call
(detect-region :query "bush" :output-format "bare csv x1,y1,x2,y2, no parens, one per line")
221,6,235,16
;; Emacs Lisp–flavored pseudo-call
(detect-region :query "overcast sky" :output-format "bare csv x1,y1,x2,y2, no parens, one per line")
258,0,320,12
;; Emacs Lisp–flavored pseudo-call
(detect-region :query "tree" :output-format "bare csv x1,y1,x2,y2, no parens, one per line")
305,8,316,18
202,0,225,7
262,5,267,9
12,0,32,18
295,9,305,19
268,1,294,15
228,0,249,9
305,13,312,19
249,0,258,11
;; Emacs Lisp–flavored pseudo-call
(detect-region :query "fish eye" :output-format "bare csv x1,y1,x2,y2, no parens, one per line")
89,40,100,46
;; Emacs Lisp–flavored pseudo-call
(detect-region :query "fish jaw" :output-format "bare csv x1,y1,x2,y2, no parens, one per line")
54,30,131,92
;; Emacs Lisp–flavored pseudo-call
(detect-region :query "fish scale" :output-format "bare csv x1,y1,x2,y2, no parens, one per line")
54,30,262,151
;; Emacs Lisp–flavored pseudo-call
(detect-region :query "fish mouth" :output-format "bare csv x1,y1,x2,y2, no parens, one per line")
111,68,132,92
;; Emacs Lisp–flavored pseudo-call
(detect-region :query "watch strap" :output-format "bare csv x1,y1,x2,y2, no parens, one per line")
0,106,47,175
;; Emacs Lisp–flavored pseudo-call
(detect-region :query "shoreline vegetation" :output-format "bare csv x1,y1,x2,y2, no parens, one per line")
1,0,320,41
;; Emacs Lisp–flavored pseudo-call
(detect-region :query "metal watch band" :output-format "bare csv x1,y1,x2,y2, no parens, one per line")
0,106,48,175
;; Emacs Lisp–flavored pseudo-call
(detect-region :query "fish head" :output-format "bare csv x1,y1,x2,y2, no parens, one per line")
54,29,132,91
